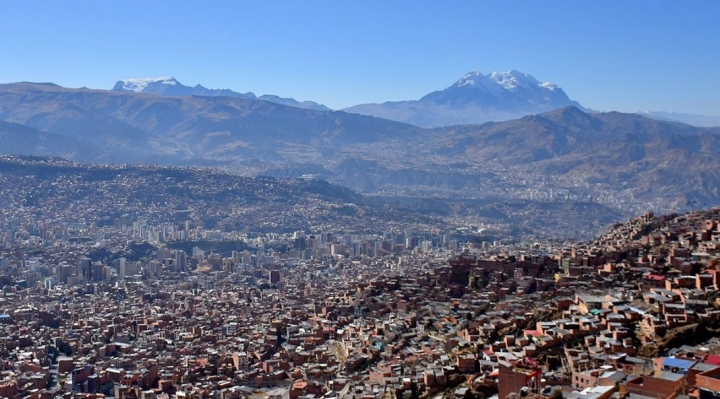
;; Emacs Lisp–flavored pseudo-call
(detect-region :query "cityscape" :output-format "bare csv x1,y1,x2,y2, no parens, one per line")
3,157,720,399
2,2,720,399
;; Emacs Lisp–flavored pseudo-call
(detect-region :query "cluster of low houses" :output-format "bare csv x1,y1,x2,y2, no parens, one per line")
4,209,720,398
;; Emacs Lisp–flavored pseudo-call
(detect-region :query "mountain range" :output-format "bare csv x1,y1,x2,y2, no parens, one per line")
109,70,585,128
111,72,719,128
1,79,720,235
0,82,416,163
343,70,584,127
112,76,331,111
638,111,720,128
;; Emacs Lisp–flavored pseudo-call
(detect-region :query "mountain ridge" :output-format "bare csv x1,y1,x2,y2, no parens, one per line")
1,82,720,219
0,82,419,161
343,70,583,127
0,120,103,161
638,110,720,128
111,76,331,111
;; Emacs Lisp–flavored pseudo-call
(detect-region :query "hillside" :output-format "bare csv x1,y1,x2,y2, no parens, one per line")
418,107,720,206
0,120,101,162
0,155,442,234
1,82,720,235
0,82,418,162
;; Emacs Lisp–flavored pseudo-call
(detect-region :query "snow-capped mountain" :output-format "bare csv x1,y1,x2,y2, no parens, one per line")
112,76,257,99
343,70,583,127
114,76,179,93
112,77,330,111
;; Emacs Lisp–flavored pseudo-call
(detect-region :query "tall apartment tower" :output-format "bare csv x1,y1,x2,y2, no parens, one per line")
175,251,187,272
79,257,92,281
118,257,126,280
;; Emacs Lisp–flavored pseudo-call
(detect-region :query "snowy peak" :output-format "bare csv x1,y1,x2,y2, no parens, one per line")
452,70,550,92
111,76,199,97
453,70,504,95
113,76,179,93
110,77,330,111
424,69,577,110
345,68,583,127
489,70,540,90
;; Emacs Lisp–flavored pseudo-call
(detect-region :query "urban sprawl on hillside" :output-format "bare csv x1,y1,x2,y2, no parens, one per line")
3,157,720,399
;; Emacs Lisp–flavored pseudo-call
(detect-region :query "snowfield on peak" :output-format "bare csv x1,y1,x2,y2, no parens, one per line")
450,70,560,94
117,76,178,92
488,70,539,90
343,69,583,127
455,70,505,95
110,76,331,111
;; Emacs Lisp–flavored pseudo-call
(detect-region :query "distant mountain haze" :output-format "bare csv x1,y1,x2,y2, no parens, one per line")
343,70,584,127
0,119,101,161
101,72,720,129
0,79,719,212
0,82,417,161
112,76,331,111
637,111,720,128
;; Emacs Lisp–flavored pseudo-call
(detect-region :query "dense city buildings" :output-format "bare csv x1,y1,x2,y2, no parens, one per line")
3,156,720,398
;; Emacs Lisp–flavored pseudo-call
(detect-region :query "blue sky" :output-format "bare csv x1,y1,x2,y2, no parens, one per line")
1,1,719,115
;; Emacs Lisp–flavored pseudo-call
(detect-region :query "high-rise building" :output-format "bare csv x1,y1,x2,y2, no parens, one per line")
157,248,172,262
79,257,91,281
330,243,346,256
146,260,160,276
293,237,307,250
57,263,75,285
270,270,281,284
118,257,126,280
44,276,58,290
175,250,187,272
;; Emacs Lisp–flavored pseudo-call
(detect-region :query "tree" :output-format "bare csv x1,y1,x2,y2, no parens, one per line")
468,275,477,289
326,340,348,363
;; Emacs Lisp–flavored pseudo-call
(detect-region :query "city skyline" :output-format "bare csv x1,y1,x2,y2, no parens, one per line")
1,1,719,116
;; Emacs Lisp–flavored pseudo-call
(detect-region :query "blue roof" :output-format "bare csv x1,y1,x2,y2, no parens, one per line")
663,357,695,369
0,314,10,319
